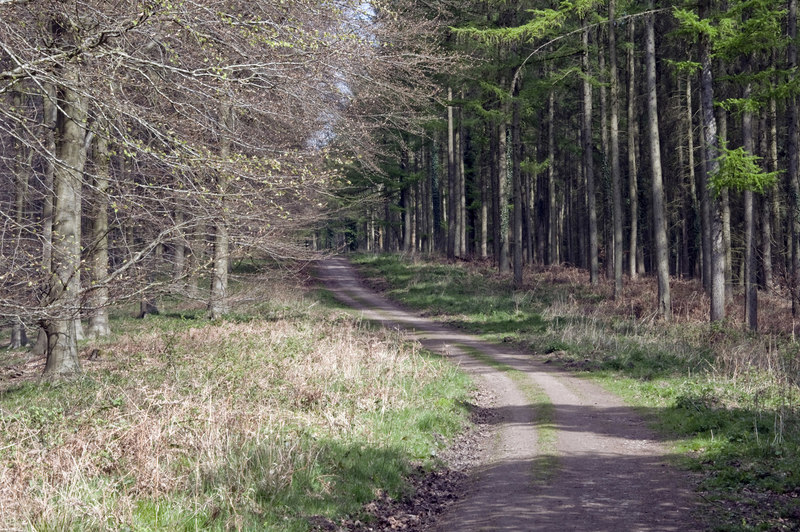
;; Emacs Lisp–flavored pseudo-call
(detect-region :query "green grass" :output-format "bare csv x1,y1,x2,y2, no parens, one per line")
0,268,474,531
352,254,549,339
353,252,800,531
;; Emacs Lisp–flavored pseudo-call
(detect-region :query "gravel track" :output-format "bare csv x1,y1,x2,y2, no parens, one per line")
317,257,702,531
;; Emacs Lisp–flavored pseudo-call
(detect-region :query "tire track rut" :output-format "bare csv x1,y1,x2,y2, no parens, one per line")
318,257,701,531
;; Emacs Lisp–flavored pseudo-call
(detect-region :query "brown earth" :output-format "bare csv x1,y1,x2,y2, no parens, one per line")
316,256,703,532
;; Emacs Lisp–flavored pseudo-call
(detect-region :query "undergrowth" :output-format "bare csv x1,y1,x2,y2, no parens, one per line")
353,252,800,532
0,269,472,530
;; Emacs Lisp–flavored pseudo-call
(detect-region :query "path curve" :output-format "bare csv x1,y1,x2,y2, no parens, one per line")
317,257,701,531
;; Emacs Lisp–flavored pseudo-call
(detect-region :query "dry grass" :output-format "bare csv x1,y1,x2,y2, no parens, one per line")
0,280,462,529
514,264,800,382
524,264,797,333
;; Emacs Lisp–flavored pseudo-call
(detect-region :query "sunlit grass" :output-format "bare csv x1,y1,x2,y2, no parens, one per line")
0,267,473,530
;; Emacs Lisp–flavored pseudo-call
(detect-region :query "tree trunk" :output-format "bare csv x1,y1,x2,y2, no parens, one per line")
490,125,501,264
685,75,699,278
627,19,639,281
790,0,800,316
173,210,186,281
402,147,412,254
413,151,421,254
209,102,232,319
523,161,534,264
43,80,88,377
599,30,613,280
609,0,623,297
700,24,725,322
698,125,712,293
9,89,30,349
583,19,598,284
86,125,111,338
646,4,671,320
513,96,523,287
768,95,782,277
743,85,758,331
447,87,457,259
481,157,489,259
760,109,773,292
31,83,58,358
432,139,443,252
547,88,557,265
458,96,467,257
498,121,511,273
717,104,733,300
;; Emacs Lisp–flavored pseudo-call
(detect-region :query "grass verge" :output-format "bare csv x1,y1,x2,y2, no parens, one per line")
0,267,473,530
353,253,800,531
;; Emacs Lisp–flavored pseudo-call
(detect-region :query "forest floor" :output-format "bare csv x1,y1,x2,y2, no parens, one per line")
317,257,703,531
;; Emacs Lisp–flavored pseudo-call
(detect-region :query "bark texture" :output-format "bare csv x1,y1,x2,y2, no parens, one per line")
646,4,671,320
43,79,88,377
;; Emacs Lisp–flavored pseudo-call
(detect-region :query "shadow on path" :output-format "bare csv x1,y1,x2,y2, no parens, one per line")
317,256,702,531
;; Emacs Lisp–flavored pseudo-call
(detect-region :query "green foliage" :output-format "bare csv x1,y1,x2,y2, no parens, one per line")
521,157,550,176
451,5,568,44
673,7,718,40
666,59,702,75
711,143,779,195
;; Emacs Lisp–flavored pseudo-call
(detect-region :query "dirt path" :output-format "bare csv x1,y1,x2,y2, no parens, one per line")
317,257,701,531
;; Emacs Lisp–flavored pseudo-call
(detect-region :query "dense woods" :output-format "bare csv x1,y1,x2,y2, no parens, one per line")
5,0,800,376
333,0,800,329
0,0,445,375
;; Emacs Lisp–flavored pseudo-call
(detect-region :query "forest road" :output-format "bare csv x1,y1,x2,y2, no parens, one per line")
316,256,702,531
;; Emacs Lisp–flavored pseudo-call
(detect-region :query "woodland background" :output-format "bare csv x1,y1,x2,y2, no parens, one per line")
4,0,800,375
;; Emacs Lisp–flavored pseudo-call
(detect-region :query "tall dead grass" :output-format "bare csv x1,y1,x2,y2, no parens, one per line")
529,264,800,391
0,295,446,529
